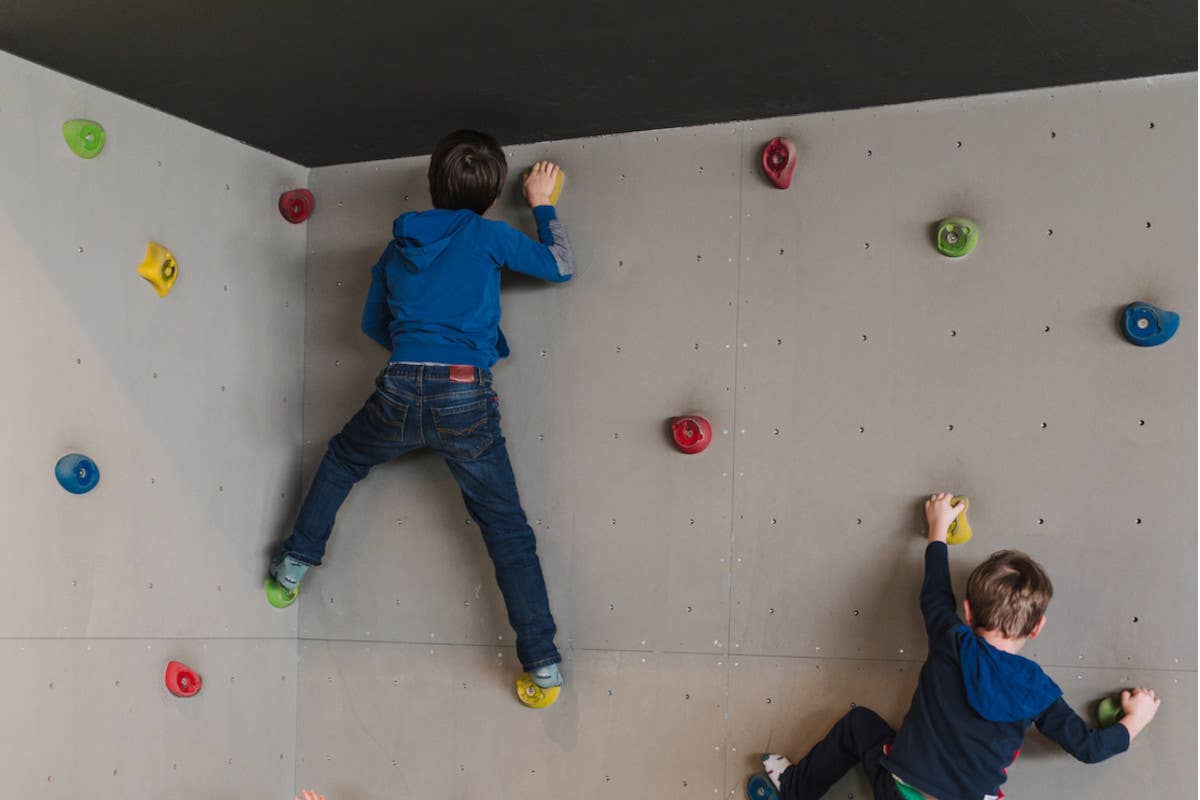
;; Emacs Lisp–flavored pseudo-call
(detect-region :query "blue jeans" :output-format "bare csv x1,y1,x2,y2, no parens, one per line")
278,363,560,671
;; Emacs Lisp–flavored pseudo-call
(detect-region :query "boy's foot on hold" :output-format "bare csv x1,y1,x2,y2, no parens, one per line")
761,754,791,791
516,664,563,708
531,663,563,689
265,554,310,609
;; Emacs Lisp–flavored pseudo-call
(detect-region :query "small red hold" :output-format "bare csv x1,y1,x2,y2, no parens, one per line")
165,660,202,697
278,188,315,223
761,137,797,189
670,415,712,455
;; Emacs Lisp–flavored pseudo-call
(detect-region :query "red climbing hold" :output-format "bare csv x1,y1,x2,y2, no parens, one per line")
278,188,315,223
670,415,712,455
165,660,202,697
761,137,797,189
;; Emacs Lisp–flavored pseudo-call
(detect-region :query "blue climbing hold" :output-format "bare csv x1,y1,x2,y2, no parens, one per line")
55,453,100,494
1123,302,1179,347
746,774,779,800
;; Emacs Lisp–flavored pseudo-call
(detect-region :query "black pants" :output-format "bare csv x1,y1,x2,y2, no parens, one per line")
779,707,903,800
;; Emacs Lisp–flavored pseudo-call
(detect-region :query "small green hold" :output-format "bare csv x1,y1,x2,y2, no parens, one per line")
935,217,979,258
63,119,106,159
1096,695,1124,728
264,577,298,609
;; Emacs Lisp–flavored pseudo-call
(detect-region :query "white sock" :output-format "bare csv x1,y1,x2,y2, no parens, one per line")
761,754,791,790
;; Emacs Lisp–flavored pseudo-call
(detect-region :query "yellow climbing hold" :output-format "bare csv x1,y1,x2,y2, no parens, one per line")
137,242,178,297
946,496,972,545
515,672,560,708
548,169,565,205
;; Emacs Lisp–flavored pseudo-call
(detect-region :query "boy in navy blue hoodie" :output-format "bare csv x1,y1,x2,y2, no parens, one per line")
755,492,1161,800
266,131,573,697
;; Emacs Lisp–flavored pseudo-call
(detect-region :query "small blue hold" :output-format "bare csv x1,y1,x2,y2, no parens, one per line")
1123,302,1179,347
55,453,100,494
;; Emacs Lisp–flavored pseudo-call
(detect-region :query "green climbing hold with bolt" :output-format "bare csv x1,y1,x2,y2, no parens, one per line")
935,217,979,258
62,119,106,159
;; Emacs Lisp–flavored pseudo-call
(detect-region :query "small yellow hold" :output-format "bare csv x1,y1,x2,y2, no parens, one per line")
137,242,178,297
946,496,972,545
515,672,560,708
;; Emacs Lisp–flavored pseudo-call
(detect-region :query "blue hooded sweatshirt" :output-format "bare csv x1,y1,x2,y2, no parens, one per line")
879,543,1129,799
360,206,573,368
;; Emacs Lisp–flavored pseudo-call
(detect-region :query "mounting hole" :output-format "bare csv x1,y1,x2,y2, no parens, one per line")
1133,617,1139,623
1139,419,1146,426
950,330,957,337
866,149,872,157
1044,325,1051,333
1037,518,1045,525
956,141,963,148
947,424,954,431
1041,422,1048,429
1136,518,1142,524
1145,221,1152,228
1047,228,1054,236
1050,131,1057,139
1148,122,1155,129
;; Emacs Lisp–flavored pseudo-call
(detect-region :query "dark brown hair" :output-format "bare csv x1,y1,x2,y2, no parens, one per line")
966,550,1054,638
427,130,507,215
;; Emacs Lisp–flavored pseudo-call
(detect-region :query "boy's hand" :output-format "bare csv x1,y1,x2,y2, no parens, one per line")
1119,687,1161,740
925,492,965,543
523,161,560,208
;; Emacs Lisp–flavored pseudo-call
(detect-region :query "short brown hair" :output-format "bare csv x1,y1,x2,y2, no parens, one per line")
966,550,1053,638
428,130,507,215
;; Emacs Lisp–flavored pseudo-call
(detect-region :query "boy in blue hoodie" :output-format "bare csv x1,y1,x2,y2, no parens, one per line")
754,492,1161,800
266,131,573,696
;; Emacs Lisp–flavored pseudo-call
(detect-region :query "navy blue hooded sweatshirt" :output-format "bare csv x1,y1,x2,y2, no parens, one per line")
879,543,1129,799
360,205,573,367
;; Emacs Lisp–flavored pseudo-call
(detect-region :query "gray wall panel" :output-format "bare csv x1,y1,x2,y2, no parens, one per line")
296,641,727,799
302,128,743,653
0,639,296,797
731,78,1197,669
0,50,305,795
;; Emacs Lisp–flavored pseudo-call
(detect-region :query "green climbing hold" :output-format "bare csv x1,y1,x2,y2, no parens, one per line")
265,577,299,609
62,119,106,159
935,217,979,258
1096,695,1124,728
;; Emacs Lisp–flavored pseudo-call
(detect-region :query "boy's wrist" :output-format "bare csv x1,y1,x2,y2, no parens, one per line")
928,527,949,543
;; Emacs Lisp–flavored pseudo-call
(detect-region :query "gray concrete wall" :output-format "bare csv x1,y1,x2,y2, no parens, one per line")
0,51,307,796
299,74,1196,799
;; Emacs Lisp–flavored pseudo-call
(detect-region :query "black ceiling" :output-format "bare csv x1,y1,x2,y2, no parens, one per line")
2,0,1194,167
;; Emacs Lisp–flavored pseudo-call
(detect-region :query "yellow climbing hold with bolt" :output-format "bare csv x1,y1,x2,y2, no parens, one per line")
137,242,178,297
515,672,560,708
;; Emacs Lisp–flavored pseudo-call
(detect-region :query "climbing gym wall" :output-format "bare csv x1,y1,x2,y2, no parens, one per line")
0,51,307,796
298,73,1196,798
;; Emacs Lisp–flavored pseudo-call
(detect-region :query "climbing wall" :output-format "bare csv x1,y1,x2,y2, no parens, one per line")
0,51,307,796
298,73,1196,799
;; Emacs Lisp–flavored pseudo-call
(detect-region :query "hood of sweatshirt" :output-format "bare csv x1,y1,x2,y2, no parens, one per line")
392,209,477,271
956,625,1062,722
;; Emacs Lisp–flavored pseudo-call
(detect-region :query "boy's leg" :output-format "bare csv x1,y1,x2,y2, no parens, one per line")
434,400,559,671
778,707,901,800
277,384,420,567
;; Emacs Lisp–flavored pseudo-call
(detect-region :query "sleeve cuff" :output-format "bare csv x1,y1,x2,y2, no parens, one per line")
532,205,558,224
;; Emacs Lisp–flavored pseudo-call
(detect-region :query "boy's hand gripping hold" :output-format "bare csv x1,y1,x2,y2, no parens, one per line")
925,492,966,544
523,160,562,208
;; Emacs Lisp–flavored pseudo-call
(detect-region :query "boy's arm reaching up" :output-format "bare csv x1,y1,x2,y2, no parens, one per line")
360,245,394,350
921,493,965,637
493,161,574,283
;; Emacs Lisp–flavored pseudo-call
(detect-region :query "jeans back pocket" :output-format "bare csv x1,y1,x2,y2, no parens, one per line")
364,391,409,442
431,397,493,459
